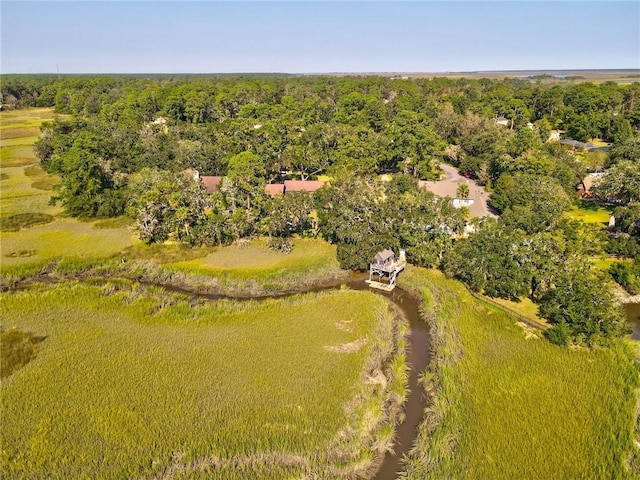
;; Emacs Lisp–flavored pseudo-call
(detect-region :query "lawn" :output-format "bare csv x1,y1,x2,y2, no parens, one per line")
565,199,612,225
478,293,547,328
1,281,402,479
400,267,639,479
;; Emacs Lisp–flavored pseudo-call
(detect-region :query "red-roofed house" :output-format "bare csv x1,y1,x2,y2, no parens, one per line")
283,180,325,194
265,184,285,197
201,176,223,194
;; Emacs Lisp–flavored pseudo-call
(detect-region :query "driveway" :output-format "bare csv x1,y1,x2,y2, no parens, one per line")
420,163,497,218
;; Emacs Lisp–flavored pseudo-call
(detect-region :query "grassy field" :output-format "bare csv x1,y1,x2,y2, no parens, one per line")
1,281,405,479
399,267,640,479
161,238,346,290
0,108,135,277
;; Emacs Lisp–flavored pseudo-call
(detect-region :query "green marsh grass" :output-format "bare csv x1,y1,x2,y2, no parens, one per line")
0,327,46,379
0,108,61,218
0,212,54,232
165,238,341,280
400,266,640,479
1,282,405,479
0,219,135,273
0,108,134,277
147,238,349,295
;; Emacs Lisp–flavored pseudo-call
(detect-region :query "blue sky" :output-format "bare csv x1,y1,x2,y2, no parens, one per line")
1,1,638,73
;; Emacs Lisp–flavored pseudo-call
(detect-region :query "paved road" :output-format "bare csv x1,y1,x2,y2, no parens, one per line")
421,163,497,218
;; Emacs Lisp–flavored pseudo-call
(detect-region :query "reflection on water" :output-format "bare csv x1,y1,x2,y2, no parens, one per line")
625,303,640,340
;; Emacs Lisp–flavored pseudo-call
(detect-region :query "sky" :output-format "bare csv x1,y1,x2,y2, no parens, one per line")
1,1,638,74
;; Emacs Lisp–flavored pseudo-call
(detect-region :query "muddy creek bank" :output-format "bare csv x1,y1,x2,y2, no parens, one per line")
10,274,430,479
154,277,430,479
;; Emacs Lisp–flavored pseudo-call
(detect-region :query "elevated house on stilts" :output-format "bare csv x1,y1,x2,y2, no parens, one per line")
367,249,406,292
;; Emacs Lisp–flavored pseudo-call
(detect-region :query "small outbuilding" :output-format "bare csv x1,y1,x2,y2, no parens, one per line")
368,249,406,291
374,249,395,268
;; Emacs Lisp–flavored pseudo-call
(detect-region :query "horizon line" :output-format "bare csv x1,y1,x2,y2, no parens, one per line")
3,68,640,76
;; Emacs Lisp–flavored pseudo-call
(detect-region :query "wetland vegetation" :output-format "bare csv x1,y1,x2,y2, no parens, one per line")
1,281,406,479
400,267,640,479
2,74,640,478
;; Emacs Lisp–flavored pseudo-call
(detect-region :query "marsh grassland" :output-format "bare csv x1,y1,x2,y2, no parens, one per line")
0,108,136,276
400,267,640,479
157,237,348,294
0,108,409,479
1,281,406,479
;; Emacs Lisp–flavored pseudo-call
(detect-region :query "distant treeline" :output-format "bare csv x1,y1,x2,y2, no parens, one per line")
2,73,639,142
4,73,638,346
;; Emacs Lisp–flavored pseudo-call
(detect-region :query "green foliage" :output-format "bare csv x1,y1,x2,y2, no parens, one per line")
400,267,640,479
613,203,640,237
609,259,640,295
316,176,465,270
491,173,571,233
594,161,640,205
544,322,571,346
266,236,293,254
606,234,640,257
8,75,631,221
538,264,628,345
608,134,640,166
49,147,126,217
265,191,313,238
443,221,532,298
444,212,625,344
455,182,469,199
128,168,208,244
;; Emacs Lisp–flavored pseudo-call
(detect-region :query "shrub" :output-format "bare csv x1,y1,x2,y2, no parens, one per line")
544,322,570,346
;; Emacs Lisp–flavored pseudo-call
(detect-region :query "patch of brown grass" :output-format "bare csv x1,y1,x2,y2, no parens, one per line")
325,337,368,353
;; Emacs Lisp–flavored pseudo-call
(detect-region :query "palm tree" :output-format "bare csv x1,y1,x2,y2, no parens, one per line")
456,182,470,199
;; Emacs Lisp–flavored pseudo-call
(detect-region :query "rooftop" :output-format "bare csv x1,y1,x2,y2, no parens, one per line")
201,176,223,194
284,180,326,193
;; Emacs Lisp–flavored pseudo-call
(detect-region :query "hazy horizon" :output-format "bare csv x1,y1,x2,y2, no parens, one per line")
2,1,639,74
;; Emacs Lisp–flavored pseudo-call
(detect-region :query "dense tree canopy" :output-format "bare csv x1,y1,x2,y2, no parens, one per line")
7,73,638,346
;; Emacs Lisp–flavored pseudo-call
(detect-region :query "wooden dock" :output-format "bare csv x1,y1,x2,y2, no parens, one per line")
366,280,397,292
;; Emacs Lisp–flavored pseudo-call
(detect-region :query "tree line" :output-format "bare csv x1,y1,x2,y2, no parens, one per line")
4,73,638,346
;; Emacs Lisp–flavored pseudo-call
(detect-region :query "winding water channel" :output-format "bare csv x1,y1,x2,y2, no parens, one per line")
147,276,431,479
15,274,430,479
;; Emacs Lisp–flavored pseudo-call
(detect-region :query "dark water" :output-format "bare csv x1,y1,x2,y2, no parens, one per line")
369,287,430,480
16,275,430,479
146,277,431,479
626,303,640,340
